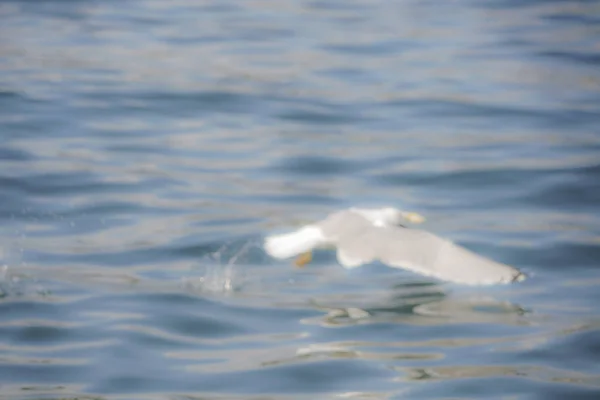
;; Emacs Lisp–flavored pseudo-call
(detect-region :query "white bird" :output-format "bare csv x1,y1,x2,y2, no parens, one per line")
264,207,525,285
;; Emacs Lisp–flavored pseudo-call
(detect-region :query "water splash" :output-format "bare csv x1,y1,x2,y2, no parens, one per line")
182,238,258,295
0,242,26,298
0,264,48,299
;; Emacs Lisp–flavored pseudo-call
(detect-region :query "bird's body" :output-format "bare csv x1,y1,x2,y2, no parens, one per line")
264,207,525,285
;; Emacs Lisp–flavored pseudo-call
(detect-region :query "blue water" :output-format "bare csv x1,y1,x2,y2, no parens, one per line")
1,0,600,398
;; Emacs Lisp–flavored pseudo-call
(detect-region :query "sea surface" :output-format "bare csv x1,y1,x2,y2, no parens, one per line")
1,0,600,399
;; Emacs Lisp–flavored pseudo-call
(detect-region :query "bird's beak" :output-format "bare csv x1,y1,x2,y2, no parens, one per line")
402,212,425,224
294,251,313,268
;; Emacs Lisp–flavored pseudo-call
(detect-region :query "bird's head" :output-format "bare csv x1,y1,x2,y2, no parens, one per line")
381,207,426,226
350,206,425,227
379,207,405,226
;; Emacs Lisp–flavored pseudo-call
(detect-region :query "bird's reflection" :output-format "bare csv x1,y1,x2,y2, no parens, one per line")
297,277,529,328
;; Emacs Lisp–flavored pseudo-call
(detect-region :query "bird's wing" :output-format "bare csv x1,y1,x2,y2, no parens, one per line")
264,225,326,259
337,226,524,285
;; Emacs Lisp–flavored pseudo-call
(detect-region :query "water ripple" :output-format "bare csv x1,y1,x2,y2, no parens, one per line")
1,0,599,398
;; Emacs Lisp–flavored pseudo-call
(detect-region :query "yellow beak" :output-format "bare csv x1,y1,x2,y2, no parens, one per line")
403,212,425,224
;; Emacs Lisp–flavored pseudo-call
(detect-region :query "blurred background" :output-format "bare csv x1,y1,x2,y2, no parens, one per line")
1,0,599,399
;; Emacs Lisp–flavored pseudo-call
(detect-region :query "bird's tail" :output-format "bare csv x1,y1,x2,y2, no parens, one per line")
264,226,324,259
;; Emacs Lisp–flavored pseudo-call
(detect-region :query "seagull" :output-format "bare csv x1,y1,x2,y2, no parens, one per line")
264,207,525,285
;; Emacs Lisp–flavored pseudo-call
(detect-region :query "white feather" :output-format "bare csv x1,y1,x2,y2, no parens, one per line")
263,207,524,285
349,207,402,227
264,225,325,259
